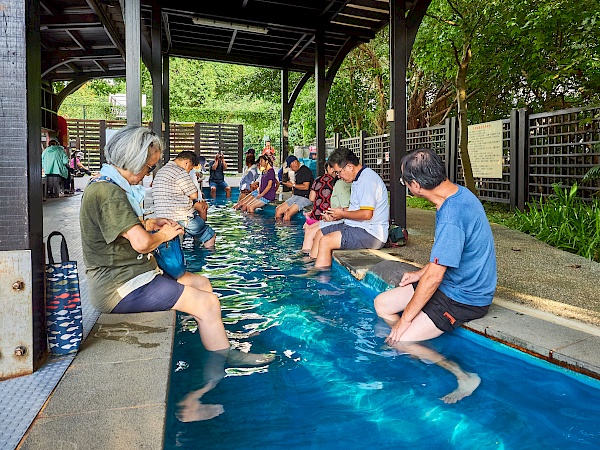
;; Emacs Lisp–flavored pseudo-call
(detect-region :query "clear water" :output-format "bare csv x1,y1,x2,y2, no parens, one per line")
164,193,600,449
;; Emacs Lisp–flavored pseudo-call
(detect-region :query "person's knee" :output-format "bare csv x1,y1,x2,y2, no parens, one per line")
373,294,386,315
319,234,335,250
186,288,220,316
200,292,221,316
203,235,216,248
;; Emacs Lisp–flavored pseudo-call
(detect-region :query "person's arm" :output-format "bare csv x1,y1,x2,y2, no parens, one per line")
193,200,208,220
221,158,228,170
294,180,310,191
309,189,317,202
385,263,447,345
257,180,273,198
325,207,372,222
143,217,179,231
211,159,219,170
122,222,183,254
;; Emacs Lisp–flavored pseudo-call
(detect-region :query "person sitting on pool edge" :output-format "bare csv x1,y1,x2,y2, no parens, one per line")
235,155,277,213
310,146,389,268
152,151,216,249
374,148,497,404
80,125,274,368
276,155,314,222
302,165,351,252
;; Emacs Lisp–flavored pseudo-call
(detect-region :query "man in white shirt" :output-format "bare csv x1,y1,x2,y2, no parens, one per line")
310,147,389,268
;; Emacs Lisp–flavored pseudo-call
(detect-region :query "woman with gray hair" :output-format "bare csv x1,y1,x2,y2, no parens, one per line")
80,126,274,365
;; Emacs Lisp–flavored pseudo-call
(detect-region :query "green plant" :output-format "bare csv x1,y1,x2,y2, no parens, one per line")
512,183,600,261
406,196,437,210
582,143,600,182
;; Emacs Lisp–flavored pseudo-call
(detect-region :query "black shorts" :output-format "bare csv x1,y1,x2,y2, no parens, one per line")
419,287,490,332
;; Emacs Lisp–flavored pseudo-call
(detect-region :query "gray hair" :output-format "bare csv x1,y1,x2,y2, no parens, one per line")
400,148,447,189
104,126,163,174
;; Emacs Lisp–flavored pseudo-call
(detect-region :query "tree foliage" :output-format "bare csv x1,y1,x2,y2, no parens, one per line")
57,0,600,153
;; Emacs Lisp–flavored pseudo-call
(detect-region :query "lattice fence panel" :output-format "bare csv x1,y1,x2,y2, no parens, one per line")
339,136,361,160
407,124,446,161
527,106,600,201
363,134,390,184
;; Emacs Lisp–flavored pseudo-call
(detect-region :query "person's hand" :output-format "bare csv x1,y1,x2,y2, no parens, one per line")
399,270,422,287
157,222,184,241
145,218,178,231
193,200,208,214
250,182,259,191
385,316,412,346
325,207,343,221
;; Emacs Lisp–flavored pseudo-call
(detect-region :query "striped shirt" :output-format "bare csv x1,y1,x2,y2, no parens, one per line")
152,161,197,221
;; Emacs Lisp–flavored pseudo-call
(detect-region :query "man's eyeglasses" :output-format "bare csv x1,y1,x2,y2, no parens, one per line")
333,163,349,176
146,164,156,173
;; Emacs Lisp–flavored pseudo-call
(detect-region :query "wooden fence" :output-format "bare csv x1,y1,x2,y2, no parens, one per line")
66,119,244,172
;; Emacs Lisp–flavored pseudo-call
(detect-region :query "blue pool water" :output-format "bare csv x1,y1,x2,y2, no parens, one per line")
164,195,600,449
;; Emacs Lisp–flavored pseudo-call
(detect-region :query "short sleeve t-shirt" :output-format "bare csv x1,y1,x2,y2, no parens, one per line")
240,165,259,191
430,185,497,307
152,161,198,221
293,165,314,198
344,167,389,243
259,167,277,201
80,181,158,312
330,179,351,209
209,160,225,183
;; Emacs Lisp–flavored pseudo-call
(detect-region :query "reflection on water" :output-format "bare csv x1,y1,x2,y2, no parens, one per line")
165,197,600,450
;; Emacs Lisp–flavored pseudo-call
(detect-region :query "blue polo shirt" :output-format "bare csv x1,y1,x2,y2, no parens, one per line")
431,185,497,306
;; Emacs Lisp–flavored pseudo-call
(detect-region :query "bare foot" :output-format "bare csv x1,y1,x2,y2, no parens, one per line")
226,349,275,367
176,402,224,422
440,372,481,404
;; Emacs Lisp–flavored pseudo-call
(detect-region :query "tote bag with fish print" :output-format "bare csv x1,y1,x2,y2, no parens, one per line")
46,231,83,355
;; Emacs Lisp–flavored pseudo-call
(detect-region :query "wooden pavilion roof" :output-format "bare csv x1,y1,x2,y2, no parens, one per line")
41,0,424,82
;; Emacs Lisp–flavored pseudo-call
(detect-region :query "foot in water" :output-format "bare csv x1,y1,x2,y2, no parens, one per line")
176,401,225,422
226,349,276,367
440,372,481,404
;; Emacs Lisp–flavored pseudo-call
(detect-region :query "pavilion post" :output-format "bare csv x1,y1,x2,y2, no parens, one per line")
315,31,327,177
388,0,408,229
151,1,163,156
0,0,46,379
125,0,142,126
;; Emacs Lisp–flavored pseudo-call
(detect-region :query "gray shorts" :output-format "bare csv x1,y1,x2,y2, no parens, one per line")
286,195,312,212
321,223,385,250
